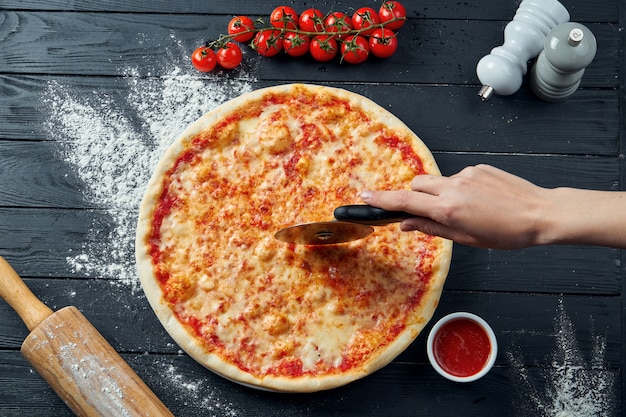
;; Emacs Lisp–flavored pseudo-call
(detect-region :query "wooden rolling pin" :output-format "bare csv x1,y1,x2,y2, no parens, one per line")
0,256,174,417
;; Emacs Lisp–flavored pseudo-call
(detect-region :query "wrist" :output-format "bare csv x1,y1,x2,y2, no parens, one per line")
534,187,576,246
535,187,626,247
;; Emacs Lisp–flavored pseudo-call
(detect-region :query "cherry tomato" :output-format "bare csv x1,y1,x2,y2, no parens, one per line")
283,32,311,57
369,28,398,58
191,46,217,72
216,42,243,69
341,35,370,64
379,1,406,30
299,8,325,33
310,35,338,62
252,29,283,57
270,6,298,30
227,16,255,43
352,7,380,36
324,12,352,39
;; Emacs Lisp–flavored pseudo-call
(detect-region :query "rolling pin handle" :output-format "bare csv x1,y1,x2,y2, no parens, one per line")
0,256,54,331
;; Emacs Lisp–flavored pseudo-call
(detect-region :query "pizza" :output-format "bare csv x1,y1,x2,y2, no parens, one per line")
135,83,452,392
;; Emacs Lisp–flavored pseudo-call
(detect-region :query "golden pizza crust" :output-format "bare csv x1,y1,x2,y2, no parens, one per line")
136,83,452,392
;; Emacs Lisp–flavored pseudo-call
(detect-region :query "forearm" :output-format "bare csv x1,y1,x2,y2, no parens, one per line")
539,188,626,249
362,165,626,250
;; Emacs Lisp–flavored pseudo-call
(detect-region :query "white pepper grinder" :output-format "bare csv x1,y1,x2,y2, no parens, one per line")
530,22,597,102
476,0,570,101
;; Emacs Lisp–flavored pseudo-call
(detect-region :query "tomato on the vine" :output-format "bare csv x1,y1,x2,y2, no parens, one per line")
252,29,284,57
352,7,380,36
191,46,217,72
341,35,370,64
270,6,298,30
283,32,311,57
216,42,243,69
193,2,408,72
299,8,325,33
324,12,352,39
227,16,255,43
310,35,338,62
379,1,406,31
369,28,398,58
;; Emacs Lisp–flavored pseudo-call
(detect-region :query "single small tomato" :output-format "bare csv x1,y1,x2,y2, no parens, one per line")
299,8,325,33
270,6,299,30
283,32,311,57
352,7,380,36
379,1,406,30
191,46,217,72
216,42,243,69
227,16,255,43
324,12,352,39
310,35,338,62
252,29,284,57
369,28,398,58
341,35,370,64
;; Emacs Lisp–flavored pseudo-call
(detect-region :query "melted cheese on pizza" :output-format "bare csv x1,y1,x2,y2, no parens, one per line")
146,85,444,380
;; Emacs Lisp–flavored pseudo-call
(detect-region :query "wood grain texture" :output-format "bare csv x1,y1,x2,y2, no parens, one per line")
0,0,619,22
1,279,621,366
0,143,621,209
0,13,619,85
0,141,88,207
0,256,53,331
1,349,620,417
21,306,174,417
0,256,173,416
0,76,620,157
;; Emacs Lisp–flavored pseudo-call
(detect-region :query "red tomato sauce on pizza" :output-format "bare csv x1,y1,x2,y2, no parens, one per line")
137,84,452,391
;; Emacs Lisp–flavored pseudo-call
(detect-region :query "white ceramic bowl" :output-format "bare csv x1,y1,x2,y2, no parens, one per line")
426,312,497,382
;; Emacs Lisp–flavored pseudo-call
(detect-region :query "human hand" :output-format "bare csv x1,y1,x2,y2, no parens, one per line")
361,164,554,249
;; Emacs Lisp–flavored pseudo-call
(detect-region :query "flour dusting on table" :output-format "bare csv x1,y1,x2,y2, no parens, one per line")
507,299,616,416
160,362,239,416
41,42,252,414
42,54,253,290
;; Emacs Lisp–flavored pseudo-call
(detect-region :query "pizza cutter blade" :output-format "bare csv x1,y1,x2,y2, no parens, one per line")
274,205,410,245
274,221,375,245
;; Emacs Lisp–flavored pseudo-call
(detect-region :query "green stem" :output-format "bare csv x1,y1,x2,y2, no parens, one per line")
206,16,406,49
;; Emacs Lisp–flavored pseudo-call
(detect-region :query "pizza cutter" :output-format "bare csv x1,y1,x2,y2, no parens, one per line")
274,205,410,245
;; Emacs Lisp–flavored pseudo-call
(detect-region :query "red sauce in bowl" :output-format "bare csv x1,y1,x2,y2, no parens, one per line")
432,318,491,377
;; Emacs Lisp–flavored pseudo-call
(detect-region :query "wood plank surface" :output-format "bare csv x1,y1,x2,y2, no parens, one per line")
0,13,619,86
1,349,620,417
0,141,621,208
0,205,621,295
0,0,619,22
3,347,619,417
1,279,621,363
0,0,623,415
0,75,620,156
0,288,621,416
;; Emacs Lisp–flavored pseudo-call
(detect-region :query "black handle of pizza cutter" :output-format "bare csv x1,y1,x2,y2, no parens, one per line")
333,205,411,226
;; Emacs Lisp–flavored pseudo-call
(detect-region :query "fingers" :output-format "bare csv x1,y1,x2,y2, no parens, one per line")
362,173,451,217
361,188,437,217
410,174,448,194
400,217,447,234
400,217,476,246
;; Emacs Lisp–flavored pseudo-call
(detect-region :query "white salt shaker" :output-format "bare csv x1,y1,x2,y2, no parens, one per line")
476,0,570,100
530,22,597,102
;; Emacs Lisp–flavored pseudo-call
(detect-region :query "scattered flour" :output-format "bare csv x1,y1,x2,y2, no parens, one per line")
42,44,253,290
160,362,239,417
40,36,253,415
507,299,616,417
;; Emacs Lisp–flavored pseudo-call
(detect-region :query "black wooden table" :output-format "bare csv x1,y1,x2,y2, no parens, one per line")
0,1,624,416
